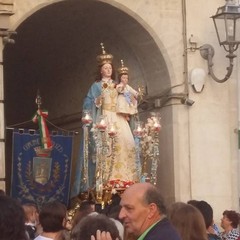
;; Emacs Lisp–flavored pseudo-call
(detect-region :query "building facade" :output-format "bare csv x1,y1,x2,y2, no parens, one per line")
0,0,239,222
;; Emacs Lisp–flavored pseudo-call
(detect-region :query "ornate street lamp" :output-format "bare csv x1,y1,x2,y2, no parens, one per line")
200,0,240,83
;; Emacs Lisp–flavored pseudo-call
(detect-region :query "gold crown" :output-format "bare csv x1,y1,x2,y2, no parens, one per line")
117,59,129,75
96,43,113,66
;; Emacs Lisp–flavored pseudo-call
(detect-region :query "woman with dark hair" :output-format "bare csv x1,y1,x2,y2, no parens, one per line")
188,200,221,240
220,210,240,240
71,214,121,240
168,202,208,240
0,195,28,240
71,43,138,196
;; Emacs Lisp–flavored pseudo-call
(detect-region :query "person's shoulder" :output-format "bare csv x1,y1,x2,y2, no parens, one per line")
208,233,221,240
34,235,53,240
145,219,180,240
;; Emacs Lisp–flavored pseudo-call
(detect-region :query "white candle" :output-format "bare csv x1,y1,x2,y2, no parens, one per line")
100,119,106,126
97,119,107,130
108,124,117,137
153,122,161,132
82,113,92,124
134,125,143,137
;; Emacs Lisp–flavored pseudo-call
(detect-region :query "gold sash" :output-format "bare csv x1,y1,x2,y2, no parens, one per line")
102,103,116,112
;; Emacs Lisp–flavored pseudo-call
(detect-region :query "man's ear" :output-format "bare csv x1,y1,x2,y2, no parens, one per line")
148,203,158,218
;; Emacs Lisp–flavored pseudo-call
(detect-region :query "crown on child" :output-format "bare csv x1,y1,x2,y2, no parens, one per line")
96,43,113,66
117,59,129,75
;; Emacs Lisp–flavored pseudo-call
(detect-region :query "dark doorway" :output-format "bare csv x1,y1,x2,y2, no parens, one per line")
3,0,171,197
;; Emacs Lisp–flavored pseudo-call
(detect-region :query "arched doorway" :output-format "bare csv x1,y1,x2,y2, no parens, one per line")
4,0,175,201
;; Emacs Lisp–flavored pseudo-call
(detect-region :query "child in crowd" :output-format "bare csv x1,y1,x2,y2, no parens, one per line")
34,200,67,240
22,203,40,240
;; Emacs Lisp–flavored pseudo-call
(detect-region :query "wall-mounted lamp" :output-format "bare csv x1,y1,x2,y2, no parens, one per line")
190,68,206,93
199,0,240,83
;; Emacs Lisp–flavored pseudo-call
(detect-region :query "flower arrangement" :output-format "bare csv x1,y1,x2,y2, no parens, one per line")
108,179,135,189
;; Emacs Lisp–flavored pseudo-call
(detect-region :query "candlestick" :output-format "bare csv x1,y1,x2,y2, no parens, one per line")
153,122,161,132
108,123,117,137
82,110,93,125
96,115,107,131
133,121,144,138
81,110,92,191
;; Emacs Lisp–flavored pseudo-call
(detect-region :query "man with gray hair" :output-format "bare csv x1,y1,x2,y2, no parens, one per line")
119,182,180,240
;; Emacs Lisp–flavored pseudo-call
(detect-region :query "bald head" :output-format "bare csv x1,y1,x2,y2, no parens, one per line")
124,183,166,214
123,183,152,198
125,182,153,191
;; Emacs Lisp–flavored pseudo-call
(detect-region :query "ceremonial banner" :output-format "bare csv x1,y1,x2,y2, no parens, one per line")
11,129,73,207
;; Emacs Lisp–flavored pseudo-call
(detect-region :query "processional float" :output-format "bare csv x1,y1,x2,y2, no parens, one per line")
80,110,162,206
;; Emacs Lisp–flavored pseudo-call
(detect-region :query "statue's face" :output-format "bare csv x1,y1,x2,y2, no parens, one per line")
101,63,112,78
120,74,129,85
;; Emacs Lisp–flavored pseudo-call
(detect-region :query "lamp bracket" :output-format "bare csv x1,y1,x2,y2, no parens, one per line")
199,44,235,83
200,44,214,60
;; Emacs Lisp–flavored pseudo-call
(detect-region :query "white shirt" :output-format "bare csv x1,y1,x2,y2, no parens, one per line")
34,235,53,240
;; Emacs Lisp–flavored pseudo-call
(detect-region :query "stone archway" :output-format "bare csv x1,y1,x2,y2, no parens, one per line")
4,0,175,201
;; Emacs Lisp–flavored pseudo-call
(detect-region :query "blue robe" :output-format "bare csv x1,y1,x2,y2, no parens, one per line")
71,81,102,196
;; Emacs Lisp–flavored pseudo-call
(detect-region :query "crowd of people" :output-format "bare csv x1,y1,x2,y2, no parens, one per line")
0,183,240,240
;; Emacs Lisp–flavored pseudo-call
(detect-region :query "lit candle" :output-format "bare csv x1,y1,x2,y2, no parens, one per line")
108,124,117,137
97,119,107,131
153,122,161,132
134,125,143,137
82,112,92,124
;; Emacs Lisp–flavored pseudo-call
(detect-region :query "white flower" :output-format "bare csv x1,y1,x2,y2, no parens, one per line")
111,189,117,194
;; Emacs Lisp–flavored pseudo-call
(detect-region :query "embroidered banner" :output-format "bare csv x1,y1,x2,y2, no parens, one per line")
11,129,73,207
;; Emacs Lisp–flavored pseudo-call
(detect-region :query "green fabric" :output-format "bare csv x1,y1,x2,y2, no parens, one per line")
137,221,159,240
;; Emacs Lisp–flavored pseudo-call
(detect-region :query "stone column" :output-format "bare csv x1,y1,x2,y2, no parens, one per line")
0,0,14,191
